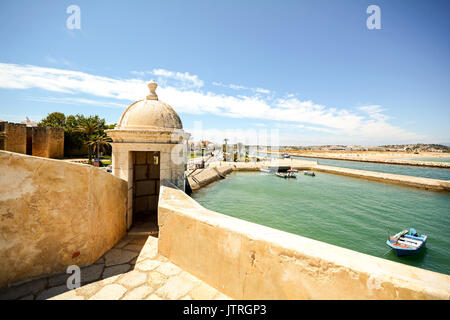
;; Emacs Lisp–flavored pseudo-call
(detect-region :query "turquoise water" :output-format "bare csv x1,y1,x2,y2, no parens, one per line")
192,171,450,275
407,157,450,163
290,156,450,181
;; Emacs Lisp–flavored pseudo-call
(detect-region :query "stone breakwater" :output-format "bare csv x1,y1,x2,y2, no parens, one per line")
284,153,450,169
315,165,450,191
187,159,450,192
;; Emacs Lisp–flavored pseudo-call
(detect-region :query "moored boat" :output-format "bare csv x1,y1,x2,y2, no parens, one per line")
276,169,297,179
304,171,315,176
386,228,427,256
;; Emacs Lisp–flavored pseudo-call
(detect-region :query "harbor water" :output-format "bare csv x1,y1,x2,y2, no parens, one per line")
192,171,450,275
291,156,450,180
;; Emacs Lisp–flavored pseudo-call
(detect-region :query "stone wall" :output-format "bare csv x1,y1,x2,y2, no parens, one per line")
158,185,450,300
187,165,234,191
0,151,128,287
31,127,64,159
0,122,27,154
315,165,450,191
0,122,64,159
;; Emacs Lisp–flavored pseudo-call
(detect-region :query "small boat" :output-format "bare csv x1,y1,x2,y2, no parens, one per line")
386,228,427,256
304,171,315,177
281,153,290,159
260,168,271,173
276,169,297,179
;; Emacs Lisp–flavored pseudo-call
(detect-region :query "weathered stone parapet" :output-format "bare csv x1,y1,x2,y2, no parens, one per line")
0,151,127,287
158,185,450,300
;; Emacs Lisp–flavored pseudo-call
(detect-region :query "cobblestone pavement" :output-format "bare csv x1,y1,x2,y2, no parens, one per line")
0,235,231,300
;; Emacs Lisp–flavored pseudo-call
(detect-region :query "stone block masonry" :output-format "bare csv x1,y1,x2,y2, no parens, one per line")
0,122,64,159
0,121,27,154
31,126,64,159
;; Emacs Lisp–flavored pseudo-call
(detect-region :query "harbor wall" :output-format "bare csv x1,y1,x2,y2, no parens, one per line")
284,152,450,169
187,159,450,192
0,151,127,287
314,165,450,191
187,165,234,191
158,185,450,300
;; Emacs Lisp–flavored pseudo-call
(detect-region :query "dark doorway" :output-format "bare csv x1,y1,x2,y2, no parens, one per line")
26,127,32,155
132,151,160,233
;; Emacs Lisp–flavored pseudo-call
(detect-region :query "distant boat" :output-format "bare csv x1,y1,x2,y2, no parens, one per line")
260,168,271,173
281,154,290,159
276,169,297,179
386,228,427,256
304,171,315,177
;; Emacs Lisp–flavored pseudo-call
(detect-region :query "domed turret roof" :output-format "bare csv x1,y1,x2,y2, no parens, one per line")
116,81,182,130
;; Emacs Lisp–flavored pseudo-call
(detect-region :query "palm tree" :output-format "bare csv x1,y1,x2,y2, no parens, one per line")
77,118,101,163
223,138,228,162
88,134,112,161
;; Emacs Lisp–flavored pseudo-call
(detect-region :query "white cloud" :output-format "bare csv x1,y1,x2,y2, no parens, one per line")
0,62,426,145
25,96,124,109
0,63,145,100
212,81,271,95
45,56,73,67
131,68,203,88
187,127,281,146
358,105,390,121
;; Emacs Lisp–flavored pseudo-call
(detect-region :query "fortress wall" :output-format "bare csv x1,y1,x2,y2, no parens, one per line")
0,122,27,154
158,185,450,300
31,127,64,159
46,127,64,159
0,151,127,287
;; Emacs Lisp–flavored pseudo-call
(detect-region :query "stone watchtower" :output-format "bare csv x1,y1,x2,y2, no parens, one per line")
106,81,190,230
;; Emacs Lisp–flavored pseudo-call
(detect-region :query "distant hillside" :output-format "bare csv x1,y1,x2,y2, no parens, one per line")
379,144,450,152
280,144,450,152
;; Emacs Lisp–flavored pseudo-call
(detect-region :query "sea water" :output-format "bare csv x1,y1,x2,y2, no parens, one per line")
192,171,450,275
291,156,450,180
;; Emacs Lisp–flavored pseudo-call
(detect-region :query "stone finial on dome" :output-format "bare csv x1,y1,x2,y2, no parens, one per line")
146,80,158,100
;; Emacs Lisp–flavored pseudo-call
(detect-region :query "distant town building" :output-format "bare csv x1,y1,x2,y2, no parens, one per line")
21,116,38,127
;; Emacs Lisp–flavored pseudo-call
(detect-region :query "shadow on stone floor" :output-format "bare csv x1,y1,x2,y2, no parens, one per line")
0,234,151,300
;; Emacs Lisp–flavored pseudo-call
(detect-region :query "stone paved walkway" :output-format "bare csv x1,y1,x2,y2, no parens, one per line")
0,235,230,300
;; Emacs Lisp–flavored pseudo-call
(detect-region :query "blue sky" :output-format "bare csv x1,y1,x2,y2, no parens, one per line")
0,0,449,145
